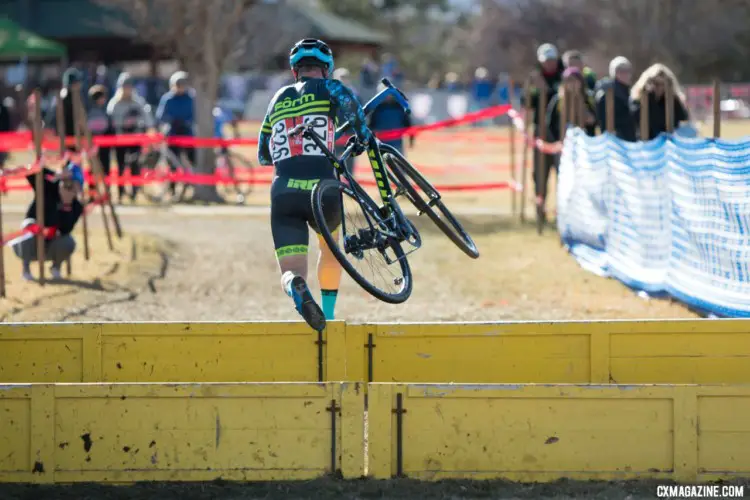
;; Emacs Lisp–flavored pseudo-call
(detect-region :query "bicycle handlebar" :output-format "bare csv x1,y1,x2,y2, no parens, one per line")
335,78,411,138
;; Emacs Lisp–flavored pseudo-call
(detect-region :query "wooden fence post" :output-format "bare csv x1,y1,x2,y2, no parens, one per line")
32,90,46,285
713,79,721,138
508,79,517,216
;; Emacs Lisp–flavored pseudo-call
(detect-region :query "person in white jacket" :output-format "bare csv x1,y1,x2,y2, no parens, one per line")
106,72,153,203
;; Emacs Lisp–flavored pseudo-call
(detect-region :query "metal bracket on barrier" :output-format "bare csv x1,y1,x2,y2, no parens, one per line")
392,392,407,478
316,330,327,382
365,333,376,382
326,399,342,476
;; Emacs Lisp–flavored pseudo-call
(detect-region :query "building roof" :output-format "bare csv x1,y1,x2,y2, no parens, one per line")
0,0,386,46
293,4,388,46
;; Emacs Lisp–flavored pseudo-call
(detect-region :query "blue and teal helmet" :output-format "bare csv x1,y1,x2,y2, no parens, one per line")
289,38,334,76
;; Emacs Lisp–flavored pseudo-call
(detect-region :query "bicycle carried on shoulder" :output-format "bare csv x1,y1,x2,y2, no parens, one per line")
290,78,479,304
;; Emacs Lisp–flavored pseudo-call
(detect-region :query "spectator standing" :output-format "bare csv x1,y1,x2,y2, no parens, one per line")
46,68,83,152
359,58,379,91
369,82,413,156
630,63,689,140
596,56,636,142
443,72,462,92
107,72,152,203
524,43,564,224
0,96,12,168
470,67,495,126
86,85,112,197
11,163,84,281
547,67,597,141
562,50,597,91
156,71,195,195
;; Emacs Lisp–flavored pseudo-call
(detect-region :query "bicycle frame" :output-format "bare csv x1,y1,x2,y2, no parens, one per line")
334,78,411,210
291,78,416,244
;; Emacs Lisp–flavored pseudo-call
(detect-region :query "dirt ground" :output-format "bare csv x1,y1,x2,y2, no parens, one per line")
0,207,694,322
0,120,700,322
6,478,745,500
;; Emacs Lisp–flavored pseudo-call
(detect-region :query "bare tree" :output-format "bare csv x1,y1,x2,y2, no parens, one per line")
98,0,257,202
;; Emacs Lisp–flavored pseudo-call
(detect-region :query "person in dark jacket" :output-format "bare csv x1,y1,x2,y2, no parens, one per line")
562,50,597,91
12,163,84,281
0,97,11,168
595,56,636,142
630,63,689,140
46,68,83,151
524,43,565,228
87,85,113,196
547,67,598,142
369,82,414,156
156,71,195,196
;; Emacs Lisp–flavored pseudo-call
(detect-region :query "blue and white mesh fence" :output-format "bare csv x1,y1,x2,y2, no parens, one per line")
557,128,750,317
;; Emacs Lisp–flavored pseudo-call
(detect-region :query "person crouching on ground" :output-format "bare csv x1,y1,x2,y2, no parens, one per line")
368,82,413,156
12,163,84,281
87,85,113,200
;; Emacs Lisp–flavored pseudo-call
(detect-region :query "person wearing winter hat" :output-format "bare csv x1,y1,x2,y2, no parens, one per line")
523,43,564,232
156,70,195,196
88,84,113,196
12,162,84,281
107,72,153,202
595,56,636,142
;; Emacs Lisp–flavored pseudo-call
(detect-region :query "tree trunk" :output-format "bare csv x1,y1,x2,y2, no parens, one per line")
187,69,224,203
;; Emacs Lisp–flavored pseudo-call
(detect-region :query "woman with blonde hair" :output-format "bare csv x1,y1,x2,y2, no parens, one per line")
630,63,689,140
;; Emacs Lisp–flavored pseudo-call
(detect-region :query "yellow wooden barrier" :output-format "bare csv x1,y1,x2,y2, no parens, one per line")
0,381,364,483
367,383,750,482
2,320,749,384
0,321,347,383
348,320,750,384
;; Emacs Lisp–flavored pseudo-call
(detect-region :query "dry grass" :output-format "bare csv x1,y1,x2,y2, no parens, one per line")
0,212,164,322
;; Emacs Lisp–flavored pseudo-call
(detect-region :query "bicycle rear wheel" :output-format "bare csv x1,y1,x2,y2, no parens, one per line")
312,178,412,304
227,152,255,200
380,143,480,259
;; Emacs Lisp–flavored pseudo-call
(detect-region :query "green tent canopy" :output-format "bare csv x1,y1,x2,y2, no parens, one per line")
0,17,66,61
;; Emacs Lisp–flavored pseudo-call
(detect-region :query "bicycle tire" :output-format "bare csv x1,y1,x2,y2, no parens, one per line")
312,178,413,304
227,152,255,197
380,143,480,259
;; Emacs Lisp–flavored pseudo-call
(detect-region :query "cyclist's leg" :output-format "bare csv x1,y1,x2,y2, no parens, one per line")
271,177,326,331
128,146,141,201
167,144,181,195
115,146,127,202
308,182,343,320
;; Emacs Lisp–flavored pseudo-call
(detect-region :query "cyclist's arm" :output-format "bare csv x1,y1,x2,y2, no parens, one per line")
257,114,272,166
155,94,169,125
326,79,372,143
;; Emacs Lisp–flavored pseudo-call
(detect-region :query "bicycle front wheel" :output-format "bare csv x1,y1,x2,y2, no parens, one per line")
312,178,413,304
380,143,480,259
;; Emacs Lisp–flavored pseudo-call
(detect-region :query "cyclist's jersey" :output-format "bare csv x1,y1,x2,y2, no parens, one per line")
257,77,371,179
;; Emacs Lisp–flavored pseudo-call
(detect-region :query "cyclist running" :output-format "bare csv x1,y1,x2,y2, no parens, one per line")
257,38,372,332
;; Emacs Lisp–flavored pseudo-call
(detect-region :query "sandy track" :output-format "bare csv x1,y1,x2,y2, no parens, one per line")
21,205,693,323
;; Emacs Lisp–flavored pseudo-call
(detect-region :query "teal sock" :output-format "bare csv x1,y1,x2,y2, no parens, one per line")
321,289,338,320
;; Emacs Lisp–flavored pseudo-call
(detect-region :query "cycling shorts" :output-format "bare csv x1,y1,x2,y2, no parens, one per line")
271,175,341,258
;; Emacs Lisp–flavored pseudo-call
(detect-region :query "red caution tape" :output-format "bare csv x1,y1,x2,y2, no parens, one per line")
0,104,512,152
